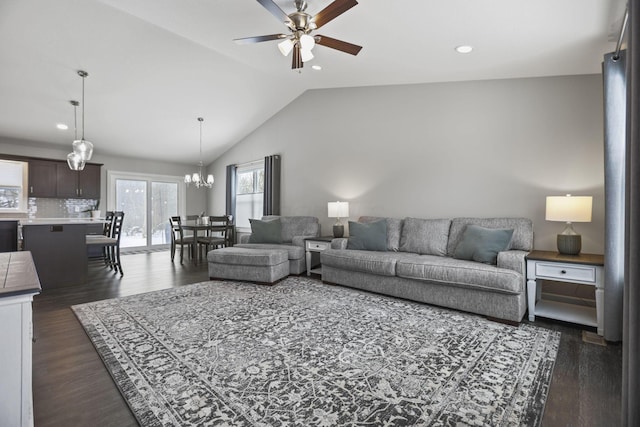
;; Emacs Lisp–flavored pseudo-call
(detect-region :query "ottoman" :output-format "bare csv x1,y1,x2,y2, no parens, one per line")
207,247,289,284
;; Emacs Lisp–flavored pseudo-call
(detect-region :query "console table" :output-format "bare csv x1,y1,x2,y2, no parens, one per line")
526,250,604,335
0,251,41,427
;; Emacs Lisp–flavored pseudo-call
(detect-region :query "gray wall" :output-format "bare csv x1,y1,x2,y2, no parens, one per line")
0,136,208,216
209,74,605,253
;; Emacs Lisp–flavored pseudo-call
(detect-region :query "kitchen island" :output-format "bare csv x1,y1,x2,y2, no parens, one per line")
21,219,102,289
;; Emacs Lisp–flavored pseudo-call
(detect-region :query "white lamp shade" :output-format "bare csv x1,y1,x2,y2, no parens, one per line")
299,34,315,50
278,39,294,56
72,139,94,161
206,174,214,185
546,195,592,222
328,201,349,219
301,48,314,62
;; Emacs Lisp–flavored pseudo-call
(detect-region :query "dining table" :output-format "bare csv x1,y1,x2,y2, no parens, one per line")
182,219,233,262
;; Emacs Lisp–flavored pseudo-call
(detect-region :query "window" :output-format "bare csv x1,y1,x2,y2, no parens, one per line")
235,161,264,229
0,160,28,213
108,171,184,251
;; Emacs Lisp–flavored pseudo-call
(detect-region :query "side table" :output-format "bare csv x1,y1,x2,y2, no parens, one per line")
305,236,334,276
526,250,604,335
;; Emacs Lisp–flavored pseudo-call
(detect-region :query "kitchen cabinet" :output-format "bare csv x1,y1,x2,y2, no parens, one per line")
28,159,101,199
28,160,57,197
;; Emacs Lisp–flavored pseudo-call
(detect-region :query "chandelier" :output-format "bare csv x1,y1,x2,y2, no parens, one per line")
184,117,214,188
67,70,94,170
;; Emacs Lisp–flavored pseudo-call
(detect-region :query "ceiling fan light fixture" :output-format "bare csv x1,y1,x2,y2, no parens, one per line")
299,33,315,50
301,48,314,62
278,38,294,56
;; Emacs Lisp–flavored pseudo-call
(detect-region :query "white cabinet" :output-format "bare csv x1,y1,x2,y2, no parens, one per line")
305,237,333,276
0,252,41,427
526,250,604,335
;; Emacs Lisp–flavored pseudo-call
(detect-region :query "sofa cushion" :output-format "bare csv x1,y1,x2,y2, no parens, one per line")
396,255,523,294
321,250,416,277
453,225,514,265
347,220,387,251
262,215,320,243
399,218,451,256
234,243,305,260
447,218,533,255
358,216,403,251
249,218,283,244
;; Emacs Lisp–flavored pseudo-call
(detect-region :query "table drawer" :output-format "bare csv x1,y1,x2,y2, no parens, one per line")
306,240,331,251
535,262,596,283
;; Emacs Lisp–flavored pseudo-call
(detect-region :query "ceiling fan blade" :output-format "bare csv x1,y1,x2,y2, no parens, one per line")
315,35,362,55
292,43,303,69
313,0,358,29
257,0,293,26
234,34,289,44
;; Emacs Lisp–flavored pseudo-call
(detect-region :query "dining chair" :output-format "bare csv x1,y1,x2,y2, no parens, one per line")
86,211,125,275
197,215,231,257
169,216,195,263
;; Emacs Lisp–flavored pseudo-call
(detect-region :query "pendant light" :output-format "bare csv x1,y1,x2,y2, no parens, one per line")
184,117,214,188
67,100,85,171
71,70,94,162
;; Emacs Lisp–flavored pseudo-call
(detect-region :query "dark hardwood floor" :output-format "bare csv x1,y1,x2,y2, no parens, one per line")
32,251,622,426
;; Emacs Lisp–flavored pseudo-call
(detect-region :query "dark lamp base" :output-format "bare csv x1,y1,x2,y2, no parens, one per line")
557,234,582,255
333,224,344,238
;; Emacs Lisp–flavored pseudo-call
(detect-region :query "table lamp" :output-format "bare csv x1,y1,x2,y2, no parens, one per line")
328,201,349,238
545,194,592,255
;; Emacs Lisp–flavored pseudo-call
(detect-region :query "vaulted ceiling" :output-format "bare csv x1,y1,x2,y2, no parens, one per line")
0,0,626,164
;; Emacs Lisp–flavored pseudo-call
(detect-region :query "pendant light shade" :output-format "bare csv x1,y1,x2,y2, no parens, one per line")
67,100,86,171
67,151,85,171
185,117,214,189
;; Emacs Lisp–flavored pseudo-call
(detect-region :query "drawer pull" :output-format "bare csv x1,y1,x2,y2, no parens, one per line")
561,270,567,274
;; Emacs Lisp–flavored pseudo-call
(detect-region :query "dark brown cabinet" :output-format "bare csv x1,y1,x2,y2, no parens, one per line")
28,159,101,199
28,160,57,197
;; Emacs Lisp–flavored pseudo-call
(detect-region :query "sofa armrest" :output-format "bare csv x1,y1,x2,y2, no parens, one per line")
331,238,348,249
497,250,528,275
239,234,251,244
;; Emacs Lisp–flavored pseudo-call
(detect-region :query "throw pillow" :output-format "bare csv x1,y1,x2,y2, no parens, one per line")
399,218,451,256
453,225,514,265
347,220,387,251
248,218,283,244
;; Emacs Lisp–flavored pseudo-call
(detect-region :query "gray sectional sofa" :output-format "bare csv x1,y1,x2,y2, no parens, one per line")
321,216,533,322
236,215,320,275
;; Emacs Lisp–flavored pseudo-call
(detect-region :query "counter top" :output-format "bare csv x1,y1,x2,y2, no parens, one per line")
20,218,105,225
0,252,41,298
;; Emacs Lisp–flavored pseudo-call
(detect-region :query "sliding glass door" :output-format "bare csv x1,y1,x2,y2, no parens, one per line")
109,171,185,251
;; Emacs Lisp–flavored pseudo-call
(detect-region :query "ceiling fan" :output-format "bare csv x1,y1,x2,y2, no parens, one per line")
234,0,362,70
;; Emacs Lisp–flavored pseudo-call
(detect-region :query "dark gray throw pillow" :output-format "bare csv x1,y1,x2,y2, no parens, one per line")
249,218,283,244
347,220,387,251
453,225,514,265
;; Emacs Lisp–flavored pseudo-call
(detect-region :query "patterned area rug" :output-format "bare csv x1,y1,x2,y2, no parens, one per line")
72,277,560,426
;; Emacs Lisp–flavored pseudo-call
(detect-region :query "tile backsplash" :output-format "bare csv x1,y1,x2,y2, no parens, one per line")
28,198,99,219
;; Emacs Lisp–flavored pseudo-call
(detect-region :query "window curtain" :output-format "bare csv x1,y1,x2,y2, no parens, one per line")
225,164,237,223
263,155,281,216
623,2,640,424
603,50,626,342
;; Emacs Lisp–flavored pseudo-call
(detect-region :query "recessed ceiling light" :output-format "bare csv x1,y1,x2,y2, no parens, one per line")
455,45,473,54
56,123,68,130
312,65,322,71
